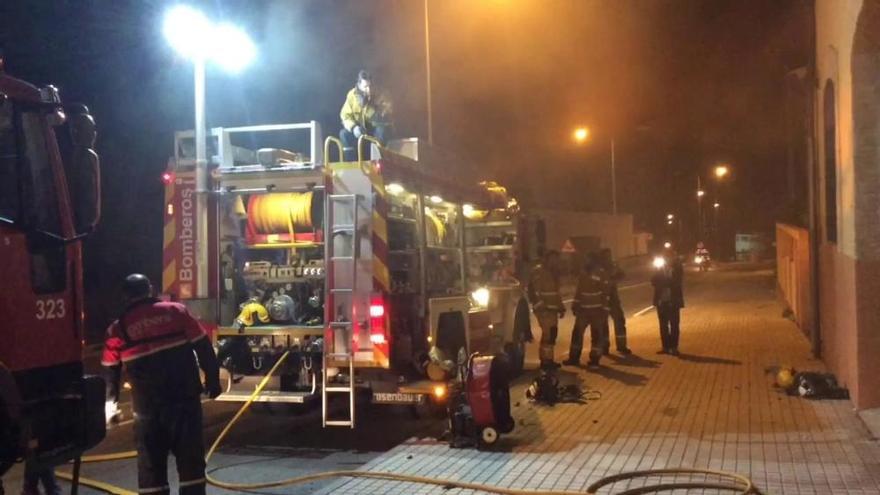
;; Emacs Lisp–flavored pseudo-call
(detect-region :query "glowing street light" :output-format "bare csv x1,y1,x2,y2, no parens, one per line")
573,127,590,142
714,202,720,209
697,190,706,198
667,213,674,220
714,164,730,179
667,220,673,225
164,5,256,299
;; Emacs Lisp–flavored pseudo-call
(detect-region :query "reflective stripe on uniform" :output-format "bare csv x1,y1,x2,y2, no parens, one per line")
139,485,170,494
178,478,206,487
120,339,190,363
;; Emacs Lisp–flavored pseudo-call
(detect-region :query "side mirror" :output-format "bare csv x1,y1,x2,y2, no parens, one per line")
67,108,101,236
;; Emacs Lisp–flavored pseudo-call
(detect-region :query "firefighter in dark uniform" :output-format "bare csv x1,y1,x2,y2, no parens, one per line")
599,248,631,355
102,274,221,495
565,254,612,369
527,250,565,369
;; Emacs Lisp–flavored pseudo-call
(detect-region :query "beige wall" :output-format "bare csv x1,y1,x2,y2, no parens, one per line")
814,0,880,409
815,0,862,257
529,209,635,259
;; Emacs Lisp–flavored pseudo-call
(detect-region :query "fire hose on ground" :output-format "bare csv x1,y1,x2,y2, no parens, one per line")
55,350,762,494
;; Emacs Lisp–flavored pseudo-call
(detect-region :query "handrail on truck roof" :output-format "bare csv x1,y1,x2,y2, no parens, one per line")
173,121,323,170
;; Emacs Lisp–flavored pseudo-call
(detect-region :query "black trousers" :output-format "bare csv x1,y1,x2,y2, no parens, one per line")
134,398,206,495
569,310,608,365
603,289,627,351
657,304,681,351
340,125,390,161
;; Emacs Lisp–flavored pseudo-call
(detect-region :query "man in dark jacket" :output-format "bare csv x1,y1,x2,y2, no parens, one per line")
102,274,221,495
651,251,685,356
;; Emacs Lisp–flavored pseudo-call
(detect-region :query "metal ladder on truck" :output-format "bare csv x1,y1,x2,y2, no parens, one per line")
323,193,361,428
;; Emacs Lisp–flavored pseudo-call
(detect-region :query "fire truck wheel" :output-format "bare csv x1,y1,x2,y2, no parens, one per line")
479,426,499,447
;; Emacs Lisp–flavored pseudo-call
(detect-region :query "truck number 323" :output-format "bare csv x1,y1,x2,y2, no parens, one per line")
36,299,66,320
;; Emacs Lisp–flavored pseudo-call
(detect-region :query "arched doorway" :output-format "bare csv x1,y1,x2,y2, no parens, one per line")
823,81,837,244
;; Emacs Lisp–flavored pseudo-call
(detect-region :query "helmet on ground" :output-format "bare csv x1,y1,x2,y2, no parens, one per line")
776,367,796,389
122,274,152,301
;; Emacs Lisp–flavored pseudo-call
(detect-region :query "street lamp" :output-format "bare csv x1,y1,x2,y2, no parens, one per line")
164,5,256,298
714,165,730,179
667,213,674,220
573,126,617,215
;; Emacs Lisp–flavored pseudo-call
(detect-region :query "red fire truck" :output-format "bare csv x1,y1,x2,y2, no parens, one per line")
162,124,531,426
0,62,105,477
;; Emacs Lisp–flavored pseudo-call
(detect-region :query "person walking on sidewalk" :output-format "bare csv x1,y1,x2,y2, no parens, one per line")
599,248,631,355
565,254,612,369
527,251,566,370
102,274,222,495
651,251,685,356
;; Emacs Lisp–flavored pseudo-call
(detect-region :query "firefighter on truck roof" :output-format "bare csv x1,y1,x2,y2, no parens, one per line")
527,250,565,370
102,274,221,495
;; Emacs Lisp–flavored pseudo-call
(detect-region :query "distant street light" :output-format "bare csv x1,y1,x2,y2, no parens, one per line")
572,126,618,215
164,4,256,298
667,213,674,220
667,220,673,225
664,241,672,249
697,190,706,197
714,164,730,179
573,127,590,142
714,202,720,209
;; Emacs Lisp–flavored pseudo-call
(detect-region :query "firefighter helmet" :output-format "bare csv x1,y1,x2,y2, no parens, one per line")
267,294,296,323
236,300,271,327
776,367,795,389
122,274,152,300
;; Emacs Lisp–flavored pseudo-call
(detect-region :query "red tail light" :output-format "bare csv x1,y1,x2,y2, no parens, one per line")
369,294,388,345
161,171,175,184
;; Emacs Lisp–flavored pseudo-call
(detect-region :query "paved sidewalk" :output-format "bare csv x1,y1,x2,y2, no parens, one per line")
319,268,880,494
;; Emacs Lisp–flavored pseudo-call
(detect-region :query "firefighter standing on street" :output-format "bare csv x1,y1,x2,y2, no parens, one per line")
527,250,565,370
651,251,685,356
565,254,612,369
599,248,632,355
339,70,393,161
102,274,221,495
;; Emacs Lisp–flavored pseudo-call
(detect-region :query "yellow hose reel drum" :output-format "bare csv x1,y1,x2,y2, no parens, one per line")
247,191,324,235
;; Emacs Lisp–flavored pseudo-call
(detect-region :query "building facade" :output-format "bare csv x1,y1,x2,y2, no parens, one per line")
813,0,880,410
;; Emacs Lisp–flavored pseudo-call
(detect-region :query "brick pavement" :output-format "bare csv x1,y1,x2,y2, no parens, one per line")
319,268,880,494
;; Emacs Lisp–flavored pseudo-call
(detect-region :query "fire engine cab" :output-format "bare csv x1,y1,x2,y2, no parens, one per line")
0,62,104,477
162,124,531,426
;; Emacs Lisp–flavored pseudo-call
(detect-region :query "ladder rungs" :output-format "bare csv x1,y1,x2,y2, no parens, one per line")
325,386,353,393
325,420,353,427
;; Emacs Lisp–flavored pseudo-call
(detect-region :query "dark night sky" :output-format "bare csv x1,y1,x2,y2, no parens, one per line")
0,0,812,336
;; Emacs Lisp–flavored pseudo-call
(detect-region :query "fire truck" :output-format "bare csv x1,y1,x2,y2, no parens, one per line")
162,124,531,426
0,62,105,477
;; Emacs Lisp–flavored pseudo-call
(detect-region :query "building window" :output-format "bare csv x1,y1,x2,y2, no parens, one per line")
823,80,838,243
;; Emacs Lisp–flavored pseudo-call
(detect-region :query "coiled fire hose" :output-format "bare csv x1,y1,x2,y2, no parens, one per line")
55,350,761,494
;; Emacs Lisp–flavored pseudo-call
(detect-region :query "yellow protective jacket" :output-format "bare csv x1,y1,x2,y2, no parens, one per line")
572,270,610,314
527,265,563,313
340,87,392,132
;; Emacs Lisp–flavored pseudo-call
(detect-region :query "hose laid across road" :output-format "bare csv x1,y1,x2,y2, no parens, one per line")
56,350,761,494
